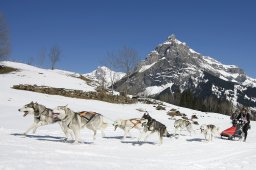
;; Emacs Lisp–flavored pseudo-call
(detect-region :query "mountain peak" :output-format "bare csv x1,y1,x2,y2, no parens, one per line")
95,66,111,73
114,36,256,111
164,34,186,46
168,34,176,41
84,66,125,87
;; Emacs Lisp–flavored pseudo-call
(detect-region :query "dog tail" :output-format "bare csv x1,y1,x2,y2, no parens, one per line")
101,116,108,129
102,122,108,129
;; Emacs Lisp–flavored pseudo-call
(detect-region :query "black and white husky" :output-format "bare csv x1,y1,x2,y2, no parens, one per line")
138,112,170,144
18,102,64,135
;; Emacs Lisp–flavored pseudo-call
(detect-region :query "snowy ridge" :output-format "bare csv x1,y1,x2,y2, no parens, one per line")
140,83,174,96
201,56,256,87
139,62,156,73
84,66,125,87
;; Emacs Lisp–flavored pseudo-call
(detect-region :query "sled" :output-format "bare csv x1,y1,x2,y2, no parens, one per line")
221,121,243,140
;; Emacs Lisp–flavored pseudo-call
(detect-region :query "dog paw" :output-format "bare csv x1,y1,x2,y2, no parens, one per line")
62,138,68,142
72,141,79,144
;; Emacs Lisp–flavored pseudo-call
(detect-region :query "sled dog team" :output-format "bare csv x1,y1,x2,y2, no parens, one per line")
19,102,221,144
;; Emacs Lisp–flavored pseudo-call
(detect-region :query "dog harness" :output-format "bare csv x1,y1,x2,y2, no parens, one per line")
34,107,48,120
130,119,142,128
81,113,97,124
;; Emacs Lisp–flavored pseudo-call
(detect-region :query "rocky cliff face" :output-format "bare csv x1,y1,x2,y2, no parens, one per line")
114,34,256,110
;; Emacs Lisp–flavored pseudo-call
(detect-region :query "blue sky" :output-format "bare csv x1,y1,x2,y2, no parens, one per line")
1,0,255,77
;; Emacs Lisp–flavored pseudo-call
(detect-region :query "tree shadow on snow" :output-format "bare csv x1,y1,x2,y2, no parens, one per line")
186,138,204,142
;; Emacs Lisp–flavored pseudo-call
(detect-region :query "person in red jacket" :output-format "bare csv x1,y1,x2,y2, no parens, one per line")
236,108,251,142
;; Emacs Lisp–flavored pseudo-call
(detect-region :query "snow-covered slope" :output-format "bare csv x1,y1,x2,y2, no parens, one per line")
0,61,96,92
1,61,256,170
84,66,125,87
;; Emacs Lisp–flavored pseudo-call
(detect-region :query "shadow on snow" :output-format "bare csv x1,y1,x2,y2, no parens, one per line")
10,133,93,144
186,138,205,142
121,140,156,146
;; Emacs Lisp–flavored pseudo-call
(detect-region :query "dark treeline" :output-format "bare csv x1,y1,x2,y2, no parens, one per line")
155,89,233,115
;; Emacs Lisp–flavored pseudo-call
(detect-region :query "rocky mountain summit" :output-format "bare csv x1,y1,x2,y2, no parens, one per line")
114,34,256,114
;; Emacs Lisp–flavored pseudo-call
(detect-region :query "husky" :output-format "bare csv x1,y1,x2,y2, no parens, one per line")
138,112,170,144
200,124,220,141
18,102,64,135
78,111,108,140
53,106,108,143
174,119,194,137
113,118,148,139
52,105,82,143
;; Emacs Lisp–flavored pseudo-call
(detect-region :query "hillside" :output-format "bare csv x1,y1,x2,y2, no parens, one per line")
0,61,256,170
0,61,96,92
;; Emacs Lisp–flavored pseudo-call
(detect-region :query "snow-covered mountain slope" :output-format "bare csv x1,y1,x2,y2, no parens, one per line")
114,35,256,110
84,66,125,87
1,60,256,170
0,61,96,92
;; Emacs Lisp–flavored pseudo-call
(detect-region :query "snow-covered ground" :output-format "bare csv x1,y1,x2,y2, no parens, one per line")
1,61,96,92
1,61,256,170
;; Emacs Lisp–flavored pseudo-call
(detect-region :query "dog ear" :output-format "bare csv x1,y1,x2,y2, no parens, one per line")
33,103,39,112
64,105,69,112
